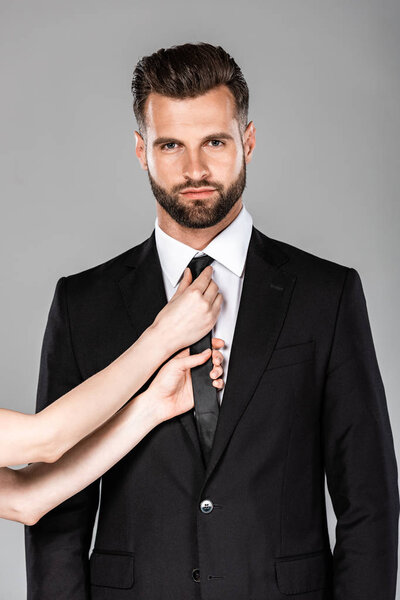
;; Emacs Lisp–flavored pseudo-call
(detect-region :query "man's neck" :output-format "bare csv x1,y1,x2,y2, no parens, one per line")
156,199,243,251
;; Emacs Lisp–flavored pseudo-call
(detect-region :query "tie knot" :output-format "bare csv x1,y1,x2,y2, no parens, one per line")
187,254,214,279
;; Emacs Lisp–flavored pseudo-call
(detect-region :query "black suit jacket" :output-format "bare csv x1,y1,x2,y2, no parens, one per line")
25,226,399,599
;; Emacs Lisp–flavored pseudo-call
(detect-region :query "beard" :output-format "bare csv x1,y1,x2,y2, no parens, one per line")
147,155,247,229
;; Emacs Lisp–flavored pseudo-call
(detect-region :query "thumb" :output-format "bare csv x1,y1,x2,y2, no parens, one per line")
172,267,192,299
173,347,190,359
176,347,211,371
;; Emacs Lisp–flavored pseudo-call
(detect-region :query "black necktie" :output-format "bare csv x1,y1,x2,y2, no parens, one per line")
187,254,220,466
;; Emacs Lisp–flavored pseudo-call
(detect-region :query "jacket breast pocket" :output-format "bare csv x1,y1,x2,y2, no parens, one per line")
274,548,332,595
267,340,315,371
90,549,134,590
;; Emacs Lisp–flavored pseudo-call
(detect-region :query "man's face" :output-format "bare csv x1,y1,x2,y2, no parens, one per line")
135,85,255,229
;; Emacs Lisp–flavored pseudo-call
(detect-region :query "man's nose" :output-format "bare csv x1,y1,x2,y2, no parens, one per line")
182,149,210,181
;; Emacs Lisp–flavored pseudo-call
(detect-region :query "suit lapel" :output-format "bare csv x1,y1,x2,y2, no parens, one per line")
202,226,297,485
118,230,204,460
118,231,167,338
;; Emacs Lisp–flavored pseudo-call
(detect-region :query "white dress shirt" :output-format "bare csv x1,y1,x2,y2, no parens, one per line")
154,203,253,405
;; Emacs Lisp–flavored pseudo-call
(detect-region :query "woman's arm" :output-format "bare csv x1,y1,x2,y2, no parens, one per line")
0,325,170,467
0,344,224,525
0,265,223,467
0,390,159,525
0,326,167,466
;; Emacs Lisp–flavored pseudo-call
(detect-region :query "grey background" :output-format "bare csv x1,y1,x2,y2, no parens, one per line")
0,0,399,597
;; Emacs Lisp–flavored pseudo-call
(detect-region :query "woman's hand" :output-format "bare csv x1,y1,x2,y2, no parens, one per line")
148,337,225,423
151,266,223,355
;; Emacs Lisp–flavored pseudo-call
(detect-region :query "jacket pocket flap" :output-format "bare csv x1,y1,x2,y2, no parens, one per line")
268,340,315,370
90,549,134,589
275,549,332,595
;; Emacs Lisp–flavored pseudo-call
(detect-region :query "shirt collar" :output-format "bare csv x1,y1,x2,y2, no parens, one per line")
154,203,253,288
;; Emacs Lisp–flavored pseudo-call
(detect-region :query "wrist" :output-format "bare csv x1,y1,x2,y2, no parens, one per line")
123,323,172,373
134,388,165,429
146,320,177,359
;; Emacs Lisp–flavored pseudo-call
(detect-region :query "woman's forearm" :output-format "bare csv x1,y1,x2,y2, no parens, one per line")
0,323,171,467
6,388,163,525
0,467,21,523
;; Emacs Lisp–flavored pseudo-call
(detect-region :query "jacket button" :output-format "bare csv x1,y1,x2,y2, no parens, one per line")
192,568,200,582
200,499,214,513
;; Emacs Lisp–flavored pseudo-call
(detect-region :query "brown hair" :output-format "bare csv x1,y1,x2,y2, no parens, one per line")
131,42,249,138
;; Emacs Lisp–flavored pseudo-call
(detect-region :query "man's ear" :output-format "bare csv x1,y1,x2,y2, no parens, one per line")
243,121,256,164
134,130,148,170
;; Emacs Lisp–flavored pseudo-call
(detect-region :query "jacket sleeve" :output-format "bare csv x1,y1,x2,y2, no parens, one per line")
322,267,399,599
24,277,100,600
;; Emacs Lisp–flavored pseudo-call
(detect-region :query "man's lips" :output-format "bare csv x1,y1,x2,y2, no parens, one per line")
180,187,216,193
180,187,217,198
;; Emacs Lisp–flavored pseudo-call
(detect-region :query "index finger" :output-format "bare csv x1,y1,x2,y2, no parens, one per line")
189,264,214,294
211,337,225,349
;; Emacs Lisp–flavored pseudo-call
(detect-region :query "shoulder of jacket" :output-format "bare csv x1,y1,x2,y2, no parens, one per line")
62,237,149,286
266,232,352,277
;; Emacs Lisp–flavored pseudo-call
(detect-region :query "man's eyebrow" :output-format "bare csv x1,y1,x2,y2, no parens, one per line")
152,132,234,147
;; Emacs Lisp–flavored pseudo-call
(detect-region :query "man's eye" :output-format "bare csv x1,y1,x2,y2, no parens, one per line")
161,142,178,150
208,140,224,147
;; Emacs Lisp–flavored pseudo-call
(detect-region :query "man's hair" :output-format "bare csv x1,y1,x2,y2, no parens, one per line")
131,42,249,139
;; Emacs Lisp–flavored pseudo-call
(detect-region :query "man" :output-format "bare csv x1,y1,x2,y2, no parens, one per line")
25,42,399,599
